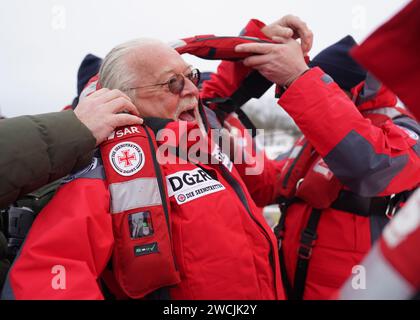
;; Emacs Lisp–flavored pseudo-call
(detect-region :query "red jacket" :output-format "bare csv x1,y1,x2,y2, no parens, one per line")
2,117,284,300
204,67,420,299
201,19,420,300
336,0,420,300
276,71,419,300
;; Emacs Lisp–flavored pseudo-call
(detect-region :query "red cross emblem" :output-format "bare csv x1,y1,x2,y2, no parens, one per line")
118,149,137,167
177,194,186,203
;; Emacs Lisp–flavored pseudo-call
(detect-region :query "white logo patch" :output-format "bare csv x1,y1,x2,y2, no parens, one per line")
166,168,225,205
109,142,145,176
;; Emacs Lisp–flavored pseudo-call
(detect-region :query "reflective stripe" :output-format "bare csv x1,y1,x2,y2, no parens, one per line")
289,145,303,159
363,107,403,119
339,244,415,300
109,178,162,213
393,116,420,134
275,150,291,161
393,116,420,156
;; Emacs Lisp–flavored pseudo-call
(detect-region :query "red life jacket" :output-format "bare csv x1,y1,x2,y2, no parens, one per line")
96,120,282,299
173,35,279,116
172,34,274,60
99,124,180,298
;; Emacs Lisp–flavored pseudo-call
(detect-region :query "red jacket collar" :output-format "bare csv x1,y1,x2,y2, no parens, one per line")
351,80,414,119
351,80,397,112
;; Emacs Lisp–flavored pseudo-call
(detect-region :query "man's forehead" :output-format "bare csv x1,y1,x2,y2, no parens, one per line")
130,45,189,78
160,64,192,77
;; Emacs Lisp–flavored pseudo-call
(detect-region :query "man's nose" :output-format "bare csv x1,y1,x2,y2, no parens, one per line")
180,77,199,97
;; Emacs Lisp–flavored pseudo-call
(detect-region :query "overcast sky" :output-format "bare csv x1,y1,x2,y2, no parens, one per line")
0,0,410,117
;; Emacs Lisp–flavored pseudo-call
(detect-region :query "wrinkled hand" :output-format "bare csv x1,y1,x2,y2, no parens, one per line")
236,37,309,87
261,15,313,55
74,88,143,146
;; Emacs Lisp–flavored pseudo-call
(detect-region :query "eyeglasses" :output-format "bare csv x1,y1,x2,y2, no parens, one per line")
127,68,201,95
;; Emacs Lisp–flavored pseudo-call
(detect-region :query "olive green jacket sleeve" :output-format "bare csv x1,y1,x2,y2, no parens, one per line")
0,110,96,207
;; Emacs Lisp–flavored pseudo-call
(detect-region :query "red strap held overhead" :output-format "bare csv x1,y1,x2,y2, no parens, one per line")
172,35,274,61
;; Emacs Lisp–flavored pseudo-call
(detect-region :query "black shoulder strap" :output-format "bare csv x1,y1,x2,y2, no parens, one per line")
236,108,258,137
274,197,320,300
203,70,273,115
273,208,294,300
293,208,322,300
229,71,273,111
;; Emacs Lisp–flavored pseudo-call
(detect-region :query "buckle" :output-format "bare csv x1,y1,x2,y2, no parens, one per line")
273,223,285,249
298,244,313,260
385,194,397,219
296,178,305,191
298,230,317,260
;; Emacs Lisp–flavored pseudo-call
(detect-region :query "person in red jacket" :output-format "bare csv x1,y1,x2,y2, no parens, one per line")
1,16,313,300
337,0,420,299
201,23,420,300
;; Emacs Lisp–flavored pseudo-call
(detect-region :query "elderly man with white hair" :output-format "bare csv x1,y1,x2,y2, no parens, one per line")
2,15,312,300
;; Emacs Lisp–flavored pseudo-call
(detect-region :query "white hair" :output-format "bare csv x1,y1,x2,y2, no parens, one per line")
99,38,164,97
